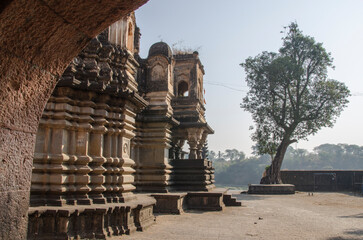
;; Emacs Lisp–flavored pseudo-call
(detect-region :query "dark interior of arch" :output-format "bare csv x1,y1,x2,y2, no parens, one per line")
178,81,189,96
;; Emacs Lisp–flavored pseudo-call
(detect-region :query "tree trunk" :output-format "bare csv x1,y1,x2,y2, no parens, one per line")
260,139,293,184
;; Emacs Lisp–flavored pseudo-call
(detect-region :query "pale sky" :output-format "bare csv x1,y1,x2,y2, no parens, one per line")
135,0,363,155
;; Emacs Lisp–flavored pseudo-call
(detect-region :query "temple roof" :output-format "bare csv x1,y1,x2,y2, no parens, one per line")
148,42,173,58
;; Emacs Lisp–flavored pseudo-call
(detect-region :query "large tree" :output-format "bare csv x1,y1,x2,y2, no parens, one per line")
241,23,350,184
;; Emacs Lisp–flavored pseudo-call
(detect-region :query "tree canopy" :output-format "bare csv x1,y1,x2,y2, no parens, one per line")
241,22,350,183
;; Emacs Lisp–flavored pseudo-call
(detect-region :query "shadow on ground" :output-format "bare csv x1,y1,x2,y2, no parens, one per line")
326,228,363,240
339,213,363,219
233,194,267,201
338,191,363,198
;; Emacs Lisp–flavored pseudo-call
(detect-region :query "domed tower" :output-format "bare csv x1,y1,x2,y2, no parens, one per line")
145,42,174,94
172,51,213,157
174,51,205,105
133,42,179,193
169,51,215,191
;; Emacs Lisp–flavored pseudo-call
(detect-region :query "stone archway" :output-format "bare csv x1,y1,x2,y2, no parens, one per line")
0,1,148,239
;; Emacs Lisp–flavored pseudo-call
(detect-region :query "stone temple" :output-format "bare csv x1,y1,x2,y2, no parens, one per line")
26,13,240,239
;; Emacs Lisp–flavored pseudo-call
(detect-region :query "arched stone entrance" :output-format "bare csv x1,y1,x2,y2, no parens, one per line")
0,1,148,239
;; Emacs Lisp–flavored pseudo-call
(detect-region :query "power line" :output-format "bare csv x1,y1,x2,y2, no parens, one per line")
204,81,247,92
204,81,363,97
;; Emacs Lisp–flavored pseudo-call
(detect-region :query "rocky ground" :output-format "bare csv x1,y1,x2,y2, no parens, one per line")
117,192,363,240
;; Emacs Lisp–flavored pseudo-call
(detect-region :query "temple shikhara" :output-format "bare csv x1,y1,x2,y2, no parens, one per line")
27,13,240,239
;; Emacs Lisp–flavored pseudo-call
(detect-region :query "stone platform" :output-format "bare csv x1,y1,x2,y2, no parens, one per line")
151,193,187,214
27,195,156,240
248,184,295,194
185,191,225,211
150,189,242,213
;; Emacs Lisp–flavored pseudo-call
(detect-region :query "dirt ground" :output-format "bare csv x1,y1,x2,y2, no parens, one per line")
117,192,363,240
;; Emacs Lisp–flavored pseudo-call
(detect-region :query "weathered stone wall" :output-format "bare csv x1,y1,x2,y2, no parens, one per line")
133,42,177,193
281,170,363,192
31,21,148,207
0,1,147,239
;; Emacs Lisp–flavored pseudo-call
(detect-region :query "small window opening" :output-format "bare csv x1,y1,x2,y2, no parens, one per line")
178,81,189,97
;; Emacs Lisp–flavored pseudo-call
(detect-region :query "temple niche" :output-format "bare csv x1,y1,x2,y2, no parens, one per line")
27,12,226,240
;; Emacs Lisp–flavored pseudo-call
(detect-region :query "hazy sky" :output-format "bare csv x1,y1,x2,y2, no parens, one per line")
135,0,363,155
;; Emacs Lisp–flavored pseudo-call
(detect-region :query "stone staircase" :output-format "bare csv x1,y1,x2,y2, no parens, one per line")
223,193,242,206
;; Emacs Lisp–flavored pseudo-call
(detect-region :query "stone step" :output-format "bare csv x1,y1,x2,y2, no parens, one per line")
223,194,242,207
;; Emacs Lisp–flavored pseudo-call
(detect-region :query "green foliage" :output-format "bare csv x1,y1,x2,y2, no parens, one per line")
209,149,270,186
241,22,350,157
282,143,363,170
210,144,363,186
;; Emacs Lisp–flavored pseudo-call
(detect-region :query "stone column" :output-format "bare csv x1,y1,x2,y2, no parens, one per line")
109,106,125,203
169,142,176,160
116,106,137,202
88,105,107,204
74,103,93,205
187,128,203,159
131,123,142,188
174,139,185,160
32,96,87,206
103,121,115,203
66,125,77,205
197,132,208,159
134,121,173,192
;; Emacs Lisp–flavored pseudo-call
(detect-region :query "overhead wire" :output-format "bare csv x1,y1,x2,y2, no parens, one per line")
204,81,363,97
204,81,248,92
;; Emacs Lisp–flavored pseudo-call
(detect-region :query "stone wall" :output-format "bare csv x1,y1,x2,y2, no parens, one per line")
281,170,363,192
30,25,147,207
0,1,148,239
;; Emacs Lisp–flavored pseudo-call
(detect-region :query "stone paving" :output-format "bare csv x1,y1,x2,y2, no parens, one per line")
115,191,363,240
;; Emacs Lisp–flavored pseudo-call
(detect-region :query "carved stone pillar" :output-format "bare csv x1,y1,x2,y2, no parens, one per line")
187,128,203,159
66,125,77,205
103,124,116,203
169,142,176,160
133,121,174,193
175,139,185,160
88,105,107,204
74,101,93,205
133,86,177,193
197,132,208,159
116,106,137,202
32,95,95,206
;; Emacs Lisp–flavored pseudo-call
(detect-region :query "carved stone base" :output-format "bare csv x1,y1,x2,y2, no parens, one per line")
248,184,295,194
185,192,225,211
27,195,156,239
134,182,171,193
150,193,187,214
170,159,215,191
